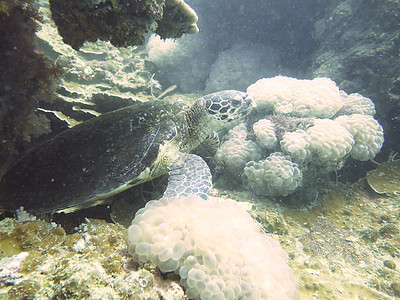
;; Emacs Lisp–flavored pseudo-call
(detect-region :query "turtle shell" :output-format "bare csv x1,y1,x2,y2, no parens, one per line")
0,100,186,214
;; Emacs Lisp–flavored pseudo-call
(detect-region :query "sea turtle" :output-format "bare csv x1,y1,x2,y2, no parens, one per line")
0,91,255,215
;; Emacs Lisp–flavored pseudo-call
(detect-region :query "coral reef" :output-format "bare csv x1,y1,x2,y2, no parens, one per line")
126,195,298,299
306,119,354,170
0,0,62,176
215,76,384,198
49,0,198,50
0,216,185,298
2,180,400,299
34,1,167,127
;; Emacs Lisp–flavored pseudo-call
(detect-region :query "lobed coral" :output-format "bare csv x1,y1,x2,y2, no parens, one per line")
243,153,302,197
306,119,354,170
252,119,277,149
335,114,384,161
280,130,311,165
215,76,385,199
126,195,298,299
247,76,342,118
336,92,376,116
214,124,261,174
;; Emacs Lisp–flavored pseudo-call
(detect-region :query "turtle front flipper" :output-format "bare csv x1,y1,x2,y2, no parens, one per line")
163,154,212,200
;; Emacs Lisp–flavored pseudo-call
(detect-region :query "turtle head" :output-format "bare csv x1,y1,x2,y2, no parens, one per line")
202,90,256,128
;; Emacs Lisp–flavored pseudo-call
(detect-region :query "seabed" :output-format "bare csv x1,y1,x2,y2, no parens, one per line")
1,173,400,299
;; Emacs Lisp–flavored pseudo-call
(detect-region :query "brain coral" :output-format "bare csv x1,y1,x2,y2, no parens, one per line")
247,76,342,118
126,195,298,299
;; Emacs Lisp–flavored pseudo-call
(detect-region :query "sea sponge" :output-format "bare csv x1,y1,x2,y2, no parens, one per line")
306,119,354,170
247,76,342,118
243,153,302,197
126,195,298,300
252,119,278,149
214,124,261,174
280,130,312,164
335,114,384,161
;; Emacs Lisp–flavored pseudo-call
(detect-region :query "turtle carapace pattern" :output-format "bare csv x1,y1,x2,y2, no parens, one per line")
0,90,255,214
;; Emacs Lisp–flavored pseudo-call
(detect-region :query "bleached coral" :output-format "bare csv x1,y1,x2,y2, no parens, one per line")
243,153,302,197
215,124,261,174
212,76,385,199
280,130,312,164
335,114,384,161
337,92,376,116
306,119,354,170
126,195,298,300
252,119,278,149
247,76,342,118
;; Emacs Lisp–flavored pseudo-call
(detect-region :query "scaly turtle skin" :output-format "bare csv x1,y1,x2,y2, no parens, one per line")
0,91,255,214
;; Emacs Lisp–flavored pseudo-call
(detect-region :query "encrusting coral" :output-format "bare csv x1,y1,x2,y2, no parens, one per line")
49,0,198,50
0,0,62,177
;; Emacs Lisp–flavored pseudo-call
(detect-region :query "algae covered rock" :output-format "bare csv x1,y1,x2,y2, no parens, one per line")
49,0,198,50
367,159,400,196
0,216,184,299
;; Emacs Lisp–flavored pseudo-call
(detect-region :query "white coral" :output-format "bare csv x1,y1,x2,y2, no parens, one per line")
338,92,376,116
247,76,342,118
126,195,298,300
306,119,354,170
252,119,277,149
280,130,312,164
335,114,384,161
215,124,261,174
243,153,302,197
